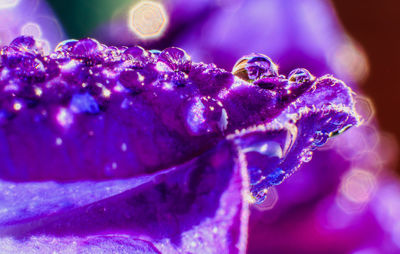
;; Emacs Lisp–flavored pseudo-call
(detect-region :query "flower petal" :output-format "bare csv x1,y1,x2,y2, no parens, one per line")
0,141,249,254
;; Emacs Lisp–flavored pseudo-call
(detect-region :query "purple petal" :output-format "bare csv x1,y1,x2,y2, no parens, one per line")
0,141,249,254
0,235,161,254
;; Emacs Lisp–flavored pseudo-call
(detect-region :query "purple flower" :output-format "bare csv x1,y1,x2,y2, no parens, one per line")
0,36,359,253
93,0,400,252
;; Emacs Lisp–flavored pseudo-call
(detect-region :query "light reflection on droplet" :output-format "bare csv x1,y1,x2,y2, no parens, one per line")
121,143,127,152
102,88,111,98
12,101,22,111
0,0,20,9
337,168,376,214
56,107,74,128
55,137,63,146
128,1,168,39
254,186,279,211
21,22,42,38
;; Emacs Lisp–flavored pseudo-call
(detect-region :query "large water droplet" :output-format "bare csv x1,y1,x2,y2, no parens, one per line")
55,39,78,52
288,68,314,83
123,46,149,66
232,53,278,81
71,38,102,57
10,36,35,50
156,47,191,73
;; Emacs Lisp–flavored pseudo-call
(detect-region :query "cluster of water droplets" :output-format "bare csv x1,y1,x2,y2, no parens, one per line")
232,53,315,95
0,36,197,123
230,53,356,204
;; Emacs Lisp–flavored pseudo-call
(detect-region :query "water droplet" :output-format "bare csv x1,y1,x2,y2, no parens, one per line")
124,46,149,66
300,150,313,163
313,131,329,147
55,39,78,52
232,53,278,81
10,36,35,50
288,68,314,83
250,187,268,204
156,47,192,73
71,38,102,57
267,168,285,185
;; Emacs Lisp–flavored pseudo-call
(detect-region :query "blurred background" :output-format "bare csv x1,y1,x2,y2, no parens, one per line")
1,0,399,253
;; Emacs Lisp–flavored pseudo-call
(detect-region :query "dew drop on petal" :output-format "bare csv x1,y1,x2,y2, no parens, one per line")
254,186,279,211
10,36,35,50
156,47,192,73
300,149,313,163
288,68,315,83
71,38,102,57
55,39,78,52
232,53,278,81
313,131,330,147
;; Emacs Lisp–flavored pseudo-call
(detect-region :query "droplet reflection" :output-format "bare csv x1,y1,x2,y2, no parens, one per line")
232,53,278,81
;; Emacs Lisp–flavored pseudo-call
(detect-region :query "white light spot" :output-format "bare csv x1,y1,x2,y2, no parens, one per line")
112,162,117,169
121,143,127,152
56,108,74,128
102,88,111,98
55,137,63,146
13,101,22,111
128,1,168,39
34,87,42,97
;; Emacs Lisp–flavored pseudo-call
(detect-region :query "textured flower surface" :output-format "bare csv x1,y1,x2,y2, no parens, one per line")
0,36,359,253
